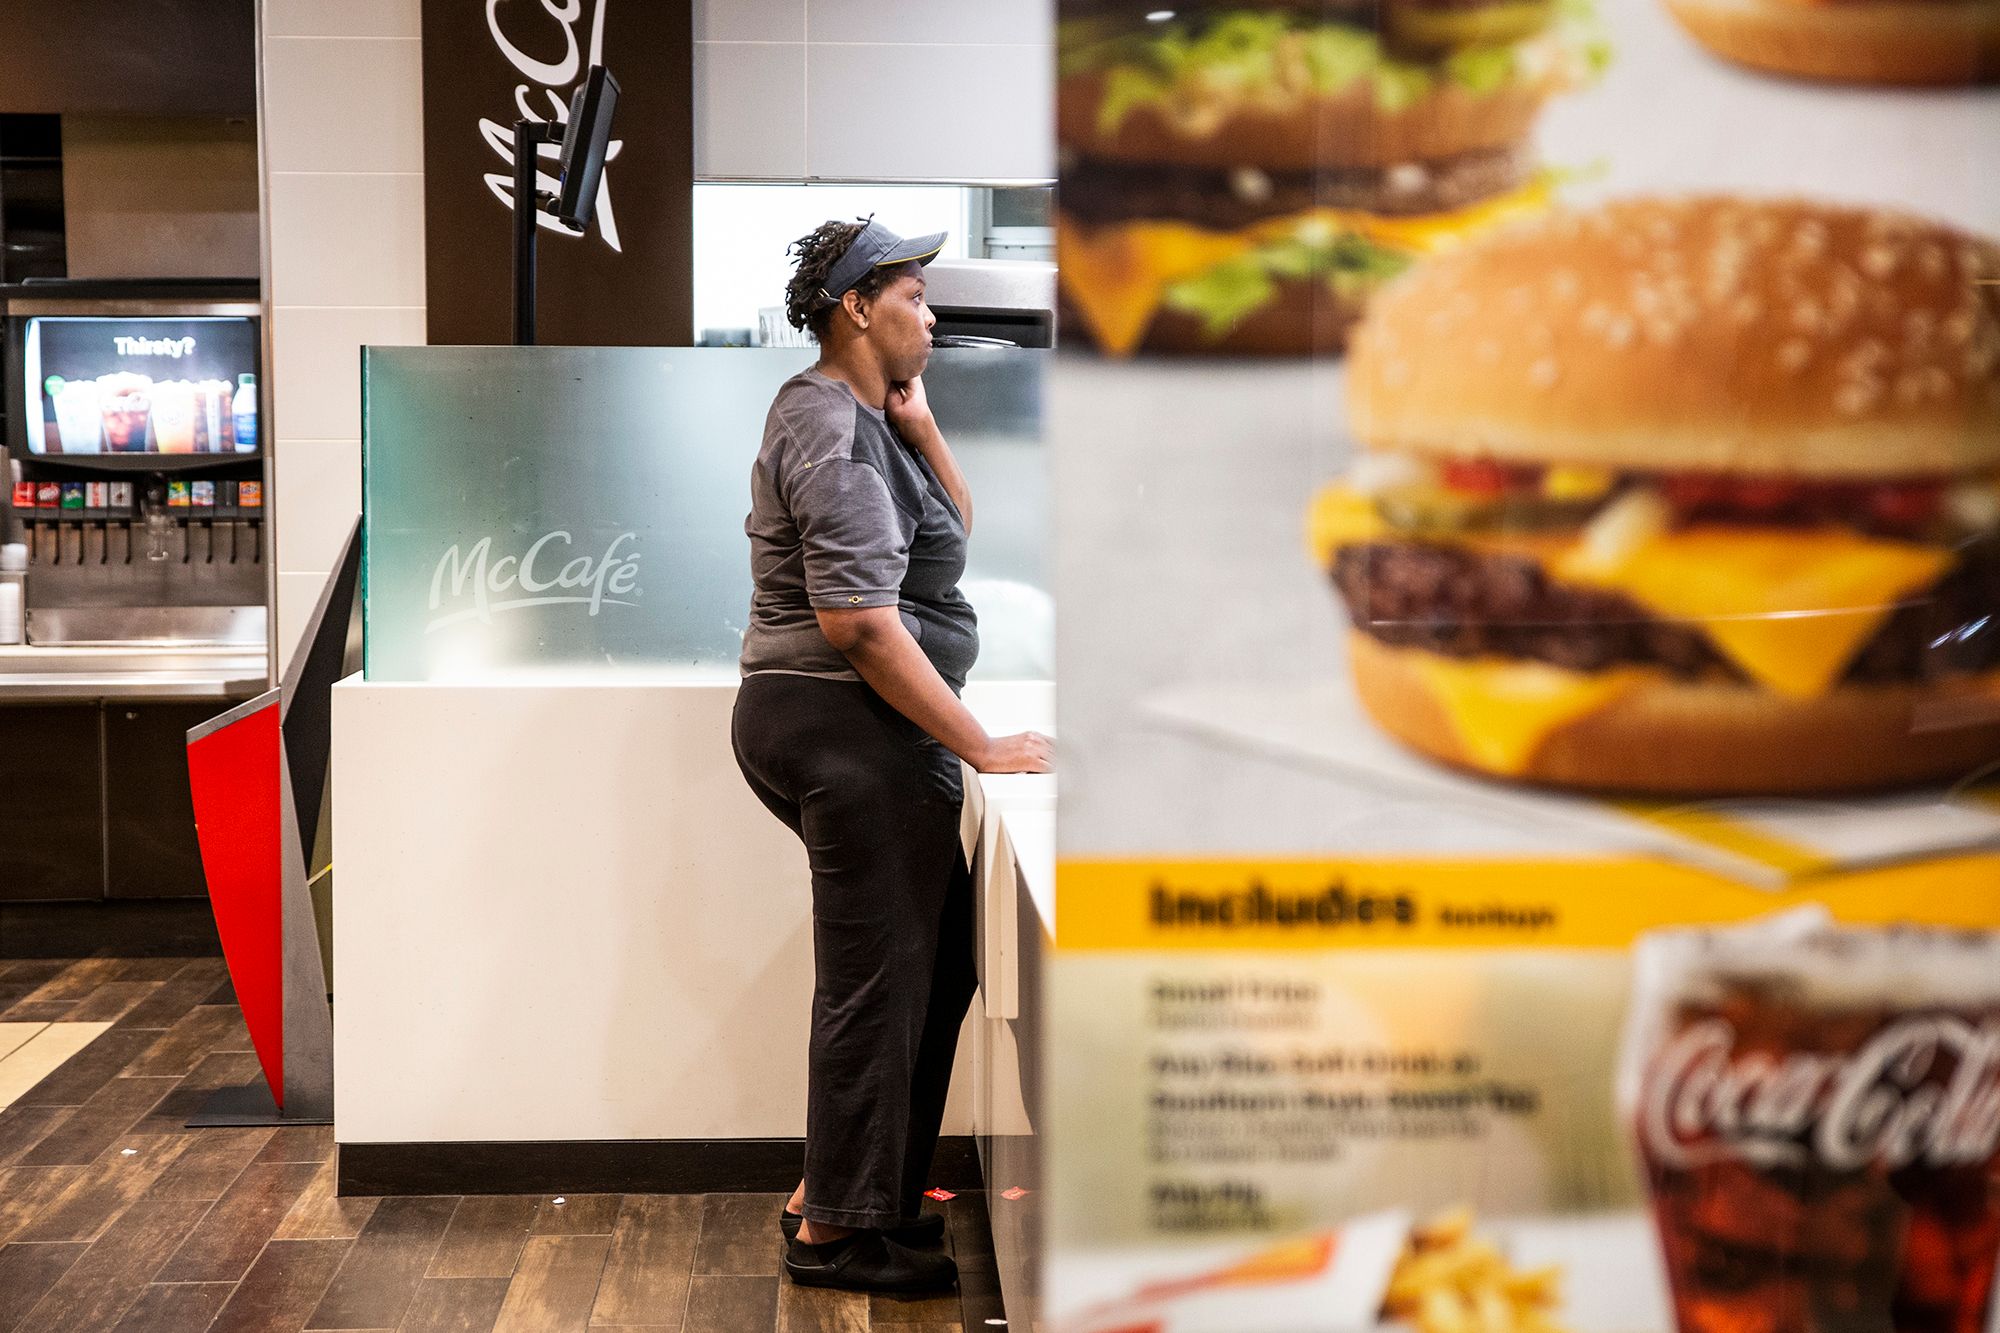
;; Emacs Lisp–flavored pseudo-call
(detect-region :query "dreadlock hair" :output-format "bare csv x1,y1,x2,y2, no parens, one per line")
784,216,916,343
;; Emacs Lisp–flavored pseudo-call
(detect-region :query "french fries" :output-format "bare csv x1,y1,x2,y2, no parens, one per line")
1381,1208,1569,1333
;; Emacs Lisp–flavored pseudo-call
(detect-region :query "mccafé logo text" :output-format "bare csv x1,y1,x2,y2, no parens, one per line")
1641,1017,2000,1172
114,336,196,358
479,0,625,250
425,529,641,632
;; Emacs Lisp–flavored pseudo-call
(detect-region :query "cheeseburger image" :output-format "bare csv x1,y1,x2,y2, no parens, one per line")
1055,0,1607,357
1311,197,2000,794
1664,0,2000,86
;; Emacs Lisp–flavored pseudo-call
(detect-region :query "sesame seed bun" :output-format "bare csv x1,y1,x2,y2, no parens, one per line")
1346,197,2000,479
1349,635,2000,794
1664,0,2000,86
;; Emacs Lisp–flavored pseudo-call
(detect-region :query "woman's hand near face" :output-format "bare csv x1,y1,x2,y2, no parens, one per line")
885,375,936,444
974,731,1053,775
886,374,973,532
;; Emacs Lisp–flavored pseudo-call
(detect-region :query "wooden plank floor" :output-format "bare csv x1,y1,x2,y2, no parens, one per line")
0,956,1005,1333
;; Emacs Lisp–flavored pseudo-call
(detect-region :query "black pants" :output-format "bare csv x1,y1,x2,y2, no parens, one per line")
731,673,976,1228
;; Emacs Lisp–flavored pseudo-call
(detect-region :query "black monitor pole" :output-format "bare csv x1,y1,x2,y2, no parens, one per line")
511,120,562,346
510,68,616,345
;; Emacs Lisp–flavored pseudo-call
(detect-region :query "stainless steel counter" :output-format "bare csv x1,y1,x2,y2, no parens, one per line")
0,644,269,702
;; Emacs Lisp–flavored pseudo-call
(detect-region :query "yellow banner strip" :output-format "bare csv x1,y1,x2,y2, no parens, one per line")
1055,853,2000,952
1608,801,1838,880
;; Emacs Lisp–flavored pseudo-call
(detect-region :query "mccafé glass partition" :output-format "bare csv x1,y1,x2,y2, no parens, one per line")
360,346,1049,682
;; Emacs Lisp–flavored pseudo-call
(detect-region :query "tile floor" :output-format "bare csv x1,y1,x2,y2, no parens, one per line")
0,954,1007,1332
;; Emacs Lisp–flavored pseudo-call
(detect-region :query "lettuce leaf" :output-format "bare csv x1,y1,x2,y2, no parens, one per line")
1064,1,1609,133
1161,232,1413,337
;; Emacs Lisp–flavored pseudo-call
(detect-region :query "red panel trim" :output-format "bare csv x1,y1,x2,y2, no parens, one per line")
187,699,285,1107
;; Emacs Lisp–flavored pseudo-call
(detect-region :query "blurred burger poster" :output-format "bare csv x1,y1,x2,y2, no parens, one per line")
1047,0,2000,1329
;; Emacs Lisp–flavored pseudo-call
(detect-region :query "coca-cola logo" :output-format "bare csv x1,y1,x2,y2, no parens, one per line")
1641,1017,2000,1172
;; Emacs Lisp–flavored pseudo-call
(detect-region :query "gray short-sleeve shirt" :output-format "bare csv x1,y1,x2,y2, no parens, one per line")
740,368,979,690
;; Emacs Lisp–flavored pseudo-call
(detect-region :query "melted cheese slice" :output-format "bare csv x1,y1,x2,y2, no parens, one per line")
1554,527,1954,700
1309,485,1568,567
1308,485,1388,560
1411,655,1659,775
1057,220,1258,357
1058,178,1551,357
1314,484,1957,702
1335,176,1553,254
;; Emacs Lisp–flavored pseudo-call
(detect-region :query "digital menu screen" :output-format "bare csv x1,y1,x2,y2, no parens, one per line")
20,316,259,455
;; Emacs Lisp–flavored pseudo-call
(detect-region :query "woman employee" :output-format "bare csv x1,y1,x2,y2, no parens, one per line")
733,217,1053,1294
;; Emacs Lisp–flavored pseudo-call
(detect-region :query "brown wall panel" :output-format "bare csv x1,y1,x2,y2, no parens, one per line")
61,117,259,280
0,0,255,117
421,0,694,346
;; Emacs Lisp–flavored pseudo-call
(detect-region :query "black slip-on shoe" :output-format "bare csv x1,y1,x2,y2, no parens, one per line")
780,1208,948,1247
781,1231,958,1293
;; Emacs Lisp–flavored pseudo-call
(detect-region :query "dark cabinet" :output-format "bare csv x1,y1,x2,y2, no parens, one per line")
0,114,65,284
0,705,104,900
0,699,236,902
105,703,214,899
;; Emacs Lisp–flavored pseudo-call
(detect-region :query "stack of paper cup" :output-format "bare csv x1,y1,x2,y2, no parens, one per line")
0,543,26,645
0,583,21,645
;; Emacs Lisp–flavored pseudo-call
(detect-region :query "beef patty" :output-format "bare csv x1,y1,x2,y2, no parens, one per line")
1058,147,1532,230
1331,540,2000,685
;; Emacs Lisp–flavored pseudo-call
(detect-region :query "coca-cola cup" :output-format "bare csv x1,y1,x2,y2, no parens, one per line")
1618,909,2000,1333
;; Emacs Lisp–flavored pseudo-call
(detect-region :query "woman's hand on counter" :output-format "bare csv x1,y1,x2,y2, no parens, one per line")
819,604,1009,769
974,730,1053,775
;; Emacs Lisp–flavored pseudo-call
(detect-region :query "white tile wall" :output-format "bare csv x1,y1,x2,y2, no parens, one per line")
808,0,1051,46
277,569,334,668
695,0,804,42
698,0,1056,182
264,0,419,38
261,38,425,174
273,306,426,441
274,438,363,576
806,42,1053,181
268,173,428,307
261,0,427,671
695,42,809,179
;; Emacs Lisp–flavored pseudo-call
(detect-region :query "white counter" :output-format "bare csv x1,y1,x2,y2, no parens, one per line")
957,694,1055,1332
0,643,267,701
330,675,1053,1147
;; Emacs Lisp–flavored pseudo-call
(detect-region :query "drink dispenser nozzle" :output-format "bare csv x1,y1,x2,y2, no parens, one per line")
142,483,173,563
112,482,134,564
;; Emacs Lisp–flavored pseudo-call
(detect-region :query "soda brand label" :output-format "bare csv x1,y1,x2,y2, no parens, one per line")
1640,1015,2000,1172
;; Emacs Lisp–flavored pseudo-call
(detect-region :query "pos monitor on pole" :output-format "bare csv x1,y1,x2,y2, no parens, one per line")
512,64,621,345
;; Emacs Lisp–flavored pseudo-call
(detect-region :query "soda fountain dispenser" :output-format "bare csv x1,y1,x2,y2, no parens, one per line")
4,300,267,646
